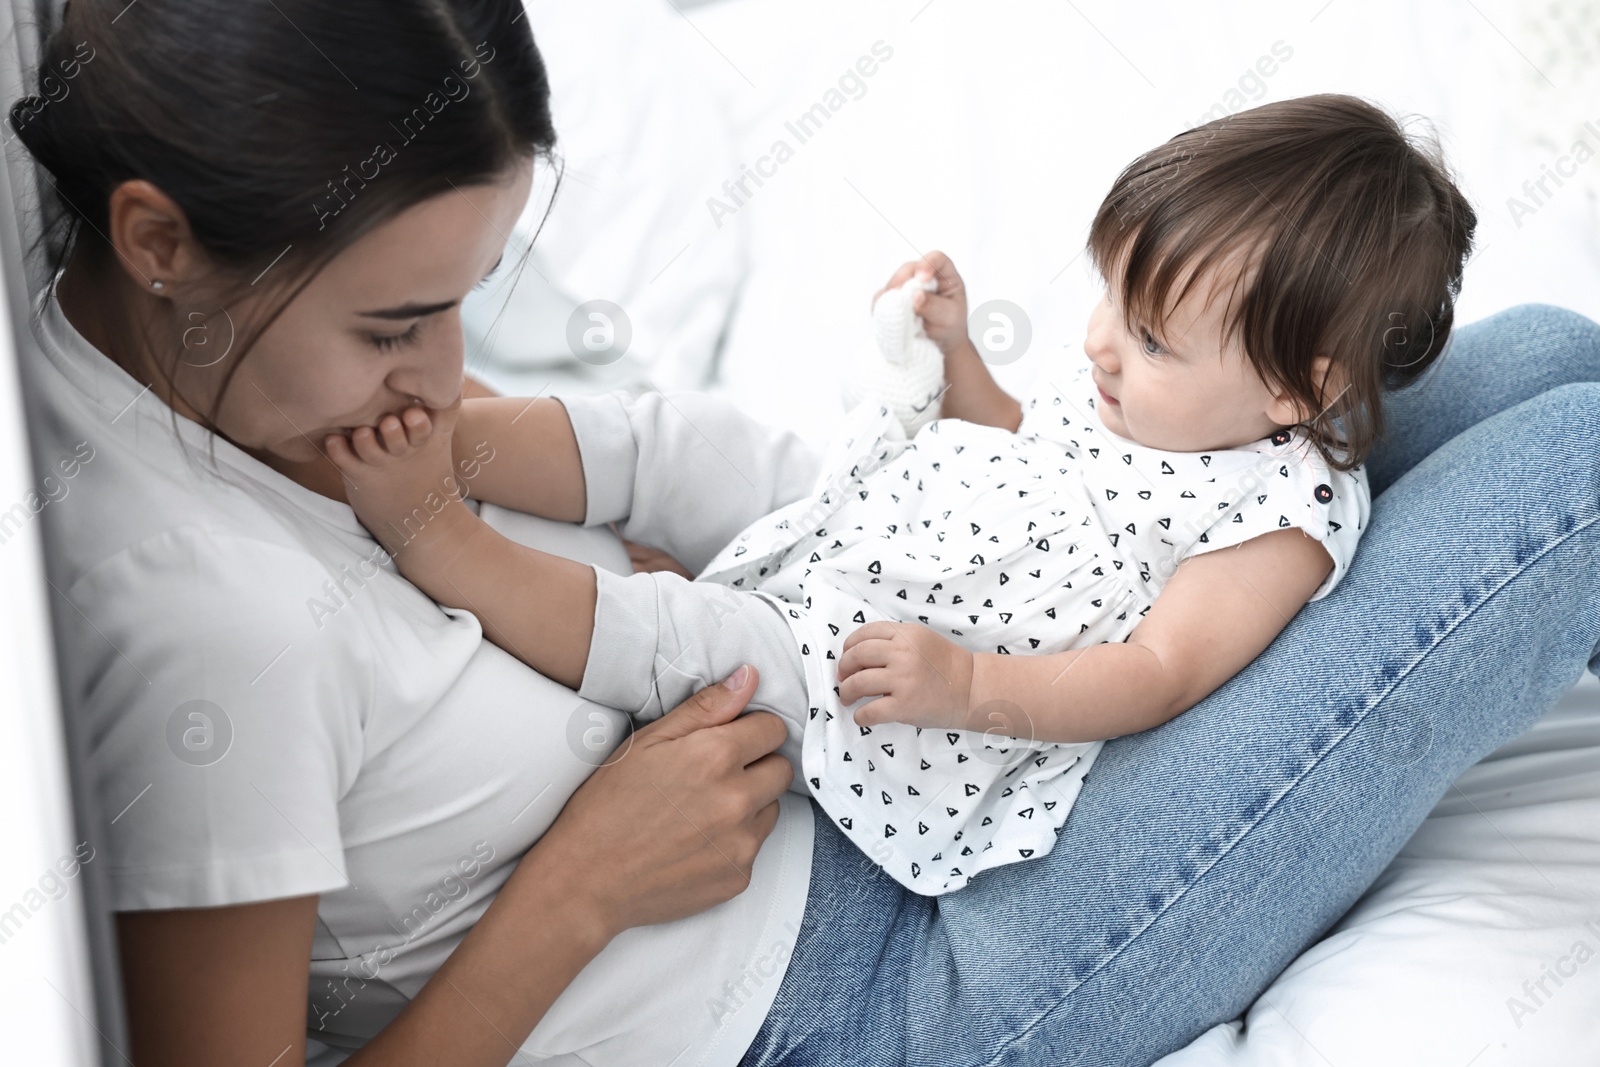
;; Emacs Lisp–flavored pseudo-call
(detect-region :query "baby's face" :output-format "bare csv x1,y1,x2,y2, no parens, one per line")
1082,256,1328,452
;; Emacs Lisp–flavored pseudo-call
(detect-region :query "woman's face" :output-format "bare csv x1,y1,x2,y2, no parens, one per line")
204,159,532,465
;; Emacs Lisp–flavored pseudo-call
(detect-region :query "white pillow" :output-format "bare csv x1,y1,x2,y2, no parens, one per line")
461,0,749,396
1157,672,1600,1066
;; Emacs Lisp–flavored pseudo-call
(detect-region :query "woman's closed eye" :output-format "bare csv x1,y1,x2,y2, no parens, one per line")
370,321,423,352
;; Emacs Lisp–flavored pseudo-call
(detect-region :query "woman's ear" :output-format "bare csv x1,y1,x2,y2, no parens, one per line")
106,178,204,296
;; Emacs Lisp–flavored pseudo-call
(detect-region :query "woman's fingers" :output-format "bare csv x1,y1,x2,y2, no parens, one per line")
640,664,758,742
538,668,790,935
719,710,791,769
744,751,796,805
636,667,785,769
622,538,695,579
748,798,781,848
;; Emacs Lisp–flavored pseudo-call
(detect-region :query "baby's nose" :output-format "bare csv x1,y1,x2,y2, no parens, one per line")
1083,332,1118,372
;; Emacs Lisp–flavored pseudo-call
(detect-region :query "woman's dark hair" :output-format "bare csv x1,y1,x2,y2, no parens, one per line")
7,0,556,424
1087,93,1477,472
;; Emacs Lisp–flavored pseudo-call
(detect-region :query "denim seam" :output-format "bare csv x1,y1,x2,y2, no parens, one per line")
986,507,1600,1067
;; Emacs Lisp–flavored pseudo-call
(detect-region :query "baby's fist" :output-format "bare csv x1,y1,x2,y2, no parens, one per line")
837,621,976,730
873,250,971,360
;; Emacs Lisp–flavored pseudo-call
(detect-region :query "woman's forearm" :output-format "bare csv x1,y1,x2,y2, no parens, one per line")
967,641,1180,743
345,841,612,1067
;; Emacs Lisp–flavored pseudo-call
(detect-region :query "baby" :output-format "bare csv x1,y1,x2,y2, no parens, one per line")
326,94,1472,895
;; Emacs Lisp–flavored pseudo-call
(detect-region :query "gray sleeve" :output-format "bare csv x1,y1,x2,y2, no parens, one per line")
577,565,810,788
557,390,823,575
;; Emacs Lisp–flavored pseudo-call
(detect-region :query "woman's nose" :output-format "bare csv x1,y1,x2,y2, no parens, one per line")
391,317,466,409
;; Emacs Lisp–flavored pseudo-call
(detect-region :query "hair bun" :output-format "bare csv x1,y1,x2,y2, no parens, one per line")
9,95,58,164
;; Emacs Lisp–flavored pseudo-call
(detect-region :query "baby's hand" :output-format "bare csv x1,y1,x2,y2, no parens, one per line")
874,250,972,361
837,621,976,730
325,401,466,558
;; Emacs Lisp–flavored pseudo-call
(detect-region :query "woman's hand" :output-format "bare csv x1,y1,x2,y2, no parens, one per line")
619,534,696,580
347,666,792,1066
514,664,792,939
838,621,977,730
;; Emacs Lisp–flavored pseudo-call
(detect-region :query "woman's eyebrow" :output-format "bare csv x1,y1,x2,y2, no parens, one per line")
357,299,458,320
358,256,505,319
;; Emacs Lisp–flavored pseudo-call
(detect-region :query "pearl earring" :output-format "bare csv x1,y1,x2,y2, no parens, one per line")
150,279,165,290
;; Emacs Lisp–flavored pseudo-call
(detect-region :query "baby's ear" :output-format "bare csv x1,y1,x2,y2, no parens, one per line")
1265,356,1341,426
1309,355,1348,416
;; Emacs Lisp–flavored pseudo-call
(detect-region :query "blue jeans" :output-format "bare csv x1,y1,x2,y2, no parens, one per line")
738,304,1600,1067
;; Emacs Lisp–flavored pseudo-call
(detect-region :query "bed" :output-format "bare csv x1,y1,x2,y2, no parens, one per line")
458,1,1600,1063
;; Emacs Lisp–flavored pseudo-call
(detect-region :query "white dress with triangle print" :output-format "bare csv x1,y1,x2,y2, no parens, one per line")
697,360,1370,895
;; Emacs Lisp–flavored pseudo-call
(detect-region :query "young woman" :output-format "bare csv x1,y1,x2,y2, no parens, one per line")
13,2,1600,1065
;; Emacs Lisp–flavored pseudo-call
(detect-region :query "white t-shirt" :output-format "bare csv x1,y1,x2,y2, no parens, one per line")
26,278,813,1065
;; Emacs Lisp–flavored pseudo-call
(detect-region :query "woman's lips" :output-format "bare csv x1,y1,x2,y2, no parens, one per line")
1097,384,1119,405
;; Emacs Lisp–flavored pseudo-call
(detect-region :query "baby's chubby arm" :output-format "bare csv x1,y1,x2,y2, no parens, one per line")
450,396,589,522
838,528,1334,743
875,250,1023,433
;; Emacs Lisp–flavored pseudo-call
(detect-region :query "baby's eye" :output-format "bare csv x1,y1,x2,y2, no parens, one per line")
370,322,423,352
1139,327,1166,356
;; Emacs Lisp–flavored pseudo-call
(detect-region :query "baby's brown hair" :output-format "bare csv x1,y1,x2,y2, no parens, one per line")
1086,93,1477,472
